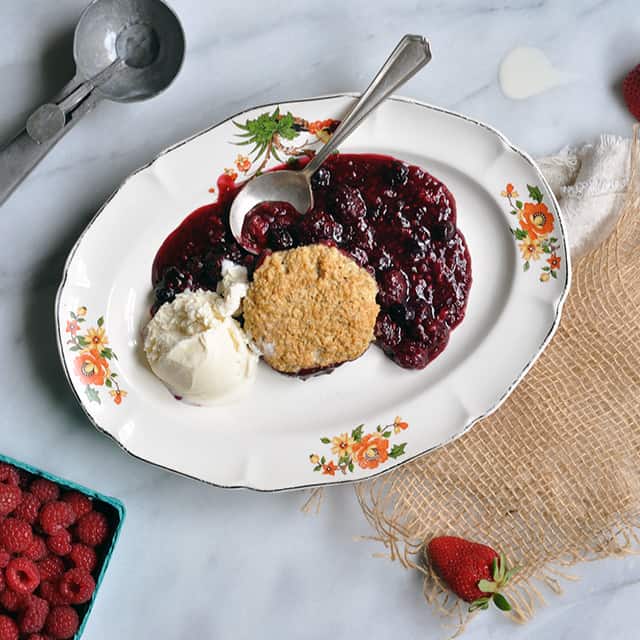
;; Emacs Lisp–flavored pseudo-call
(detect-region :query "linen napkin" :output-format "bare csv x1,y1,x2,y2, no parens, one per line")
537,134,631,256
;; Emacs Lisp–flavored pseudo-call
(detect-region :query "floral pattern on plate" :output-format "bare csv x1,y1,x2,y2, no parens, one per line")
208,109,339,190
65,308,126,405
502,182,562,282
309,417,409,475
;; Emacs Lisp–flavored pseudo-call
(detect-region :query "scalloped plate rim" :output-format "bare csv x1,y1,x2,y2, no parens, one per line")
54,93,571,492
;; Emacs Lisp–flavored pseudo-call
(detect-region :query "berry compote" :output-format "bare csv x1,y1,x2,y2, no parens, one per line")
152,154,472,370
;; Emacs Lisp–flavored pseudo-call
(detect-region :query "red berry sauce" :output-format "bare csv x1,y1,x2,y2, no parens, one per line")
151,154,472,370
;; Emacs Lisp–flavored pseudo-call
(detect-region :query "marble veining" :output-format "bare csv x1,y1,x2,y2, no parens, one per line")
1,1,640,638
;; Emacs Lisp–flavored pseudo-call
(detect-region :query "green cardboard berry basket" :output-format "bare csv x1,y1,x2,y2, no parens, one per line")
0,451,125,639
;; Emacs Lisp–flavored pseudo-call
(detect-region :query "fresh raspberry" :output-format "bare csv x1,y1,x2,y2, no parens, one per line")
46,530,72,557
58,568,95,605
24,537,48,562
39,503,75,536
0,570,5,593
75,511,108,547
26,635,51,640
0,615,18,640
14,493,41,525
0,518,33,553
5,557,40,594
0,464,20,487
37,581,68,606
0,548,10,569
18,595,49,634
61,492,92,520
0,485,22,516
29,480,59,505
36,557,65,582
623,64,640,121
68,544,97,573
45,606,79,639
0,589,25,612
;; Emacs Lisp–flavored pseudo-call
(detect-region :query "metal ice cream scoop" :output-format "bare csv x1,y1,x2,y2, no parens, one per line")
0,0,185,205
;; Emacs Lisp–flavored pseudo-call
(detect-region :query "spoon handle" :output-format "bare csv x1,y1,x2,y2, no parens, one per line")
0,74,100,206
303,34,431,177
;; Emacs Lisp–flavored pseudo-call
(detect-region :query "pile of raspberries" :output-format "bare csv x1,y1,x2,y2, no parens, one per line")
0,463,111,640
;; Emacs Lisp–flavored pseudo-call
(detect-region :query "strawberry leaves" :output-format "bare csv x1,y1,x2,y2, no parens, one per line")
469,552,519,614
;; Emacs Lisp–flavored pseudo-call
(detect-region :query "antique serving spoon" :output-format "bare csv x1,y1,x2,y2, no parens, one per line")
0,0,185,205
229,34,432,252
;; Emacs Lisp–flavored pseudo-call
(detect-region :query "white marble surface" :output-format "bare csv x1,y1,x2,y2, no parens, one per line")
2,1,640,638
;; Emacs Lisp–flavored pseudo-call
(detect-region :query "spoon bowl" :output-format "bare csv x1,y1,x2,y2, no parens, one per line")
74,0,185,102
229,169,313,243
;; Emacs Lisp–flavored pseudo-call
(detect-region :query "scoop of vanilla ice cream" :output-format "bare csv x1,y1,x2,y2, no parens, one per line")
143,282,257,405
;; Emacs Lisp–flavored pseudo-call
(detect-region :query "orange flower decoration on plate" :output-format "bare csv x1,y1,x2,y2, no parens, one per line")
520,202,554,239
309,419,408,475
501,183,562,282
74,349,109,386
353,433,389,470
65,309,126,405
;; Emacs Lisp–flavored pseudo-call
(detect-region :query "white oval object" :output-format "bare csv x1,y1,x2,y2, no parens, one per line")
499,47,573,99
56,95,570,491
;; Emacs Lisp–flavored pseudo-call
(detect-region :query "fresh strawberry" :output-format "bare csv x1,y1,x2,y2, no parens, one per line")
427,536,518,612
623,64,640,121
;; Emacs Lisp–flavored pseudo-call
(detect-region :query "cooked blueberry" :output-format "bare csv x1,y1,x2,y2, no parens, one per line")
432,221,456,242
407,238,428,261
330,185,367,223
154,287,175,304
389,303,415,325
311,167,331,188
268,225,295,250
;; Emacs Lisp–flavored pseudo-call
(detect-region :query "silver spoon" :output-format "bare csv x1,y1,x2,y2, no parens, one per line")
229,34,432,252
0,0,185,205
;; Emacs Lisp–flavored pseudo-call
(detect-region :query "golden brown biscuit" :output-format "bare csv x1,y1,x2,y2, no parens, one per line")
244,244,379,374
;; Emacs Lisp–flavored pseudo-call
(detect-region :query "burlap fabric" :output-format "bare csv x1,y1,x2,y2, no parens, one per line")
354,134,640,625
